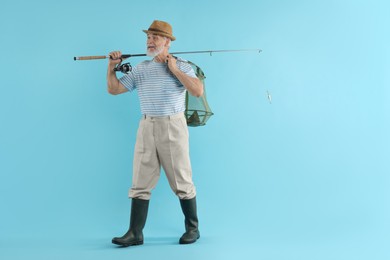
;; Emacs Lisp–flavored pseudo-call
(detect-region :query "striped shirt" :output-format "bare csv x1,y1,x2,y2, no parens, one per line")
119,57,196,116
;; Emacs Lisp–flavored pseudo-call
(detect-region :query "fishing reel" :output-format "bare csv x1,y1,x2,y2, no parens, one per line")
113,59,132,74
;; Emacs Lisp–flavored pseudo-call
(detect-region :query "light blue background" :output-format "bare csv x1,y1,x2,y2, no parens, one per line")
1,0,389,259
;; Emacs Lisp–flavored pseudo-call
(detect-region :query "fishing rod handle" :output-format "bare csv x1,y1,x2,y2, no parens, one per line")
74,55,109,61
73,55,140,60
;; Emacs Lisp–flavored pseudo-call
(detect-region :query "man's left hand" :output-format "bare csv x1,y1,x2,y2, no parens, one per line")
166,54,179,74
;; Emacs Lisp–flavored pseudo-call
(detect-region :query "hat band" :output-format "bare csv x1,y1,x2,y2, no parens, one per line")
147,28,171,36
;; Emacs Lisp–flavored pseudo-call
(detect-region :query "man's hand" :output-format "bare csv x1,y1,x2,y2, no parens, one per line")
165,55,204,97
166,54,179,74
109,51,123,67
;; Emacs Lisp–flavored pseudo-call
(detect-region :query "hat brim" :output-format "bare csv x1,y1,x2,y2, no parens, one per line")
143,30,176,41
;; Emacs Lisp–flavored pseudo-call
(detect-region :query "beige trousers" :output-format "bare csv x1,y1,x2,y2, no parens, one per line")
129,113,196,200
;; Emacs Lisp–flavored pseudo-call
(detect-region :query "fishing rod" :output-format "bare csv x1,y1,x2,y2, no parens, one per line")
73,49,262,61
74,49,262,73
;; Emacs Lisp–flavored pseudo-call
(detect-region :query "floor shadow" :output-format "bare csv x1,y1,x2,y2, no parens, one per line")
84,236,180,250
144,236,179,246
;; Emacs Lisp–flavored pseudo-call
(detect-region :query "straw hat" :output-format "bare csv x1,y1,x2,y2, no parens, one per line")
143,20,176,41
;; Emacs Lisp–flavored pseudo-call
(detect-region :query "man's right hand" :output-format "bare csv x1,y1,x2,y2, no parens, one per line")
108,51,123,66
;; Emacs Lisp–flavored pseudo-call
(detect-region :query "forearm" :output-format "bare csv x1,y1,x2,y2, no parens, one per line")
172,69,204,97
107,65,125,95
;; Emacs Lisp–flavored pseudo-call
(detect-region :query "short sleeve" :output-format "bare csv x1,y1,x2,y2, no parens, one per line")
177,59,197,78
119,67,137,92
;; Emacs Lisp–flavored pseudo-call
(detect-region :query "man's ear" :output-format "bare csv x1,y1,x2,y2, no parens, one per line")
165,38,171,48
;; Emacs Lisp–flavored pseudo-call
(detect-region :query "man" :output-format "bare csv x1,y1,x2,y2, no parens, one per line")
107,20,203,247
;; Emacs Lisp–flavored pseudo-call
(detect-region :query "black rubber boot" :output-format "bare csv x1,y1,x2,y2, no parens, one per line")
179,197,200,244
112,198,149,247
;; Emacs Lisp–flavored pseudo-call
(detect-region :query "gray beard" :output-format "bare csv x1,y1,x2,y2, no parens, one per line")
147,45,164,57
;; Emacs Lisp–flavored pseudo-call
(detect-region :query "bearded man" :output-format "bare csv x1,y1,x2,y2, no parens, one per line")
107,20,203,247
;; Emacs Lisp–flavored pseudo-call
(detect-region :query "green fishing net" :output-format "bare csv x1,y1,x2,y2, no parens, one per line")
185,61,214,127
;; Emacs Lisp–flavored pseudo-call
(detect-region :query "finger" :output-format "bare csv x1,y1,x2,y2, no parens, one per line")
110,51,121,60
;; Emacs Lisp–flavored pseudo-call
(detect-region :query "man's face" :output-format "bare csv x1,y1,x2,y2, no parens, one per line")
146,33,167,57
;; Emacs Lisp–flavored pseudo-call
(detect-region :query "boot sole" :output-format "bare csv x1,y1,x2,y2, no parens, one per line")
179,235,200,244
112,240,144,247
